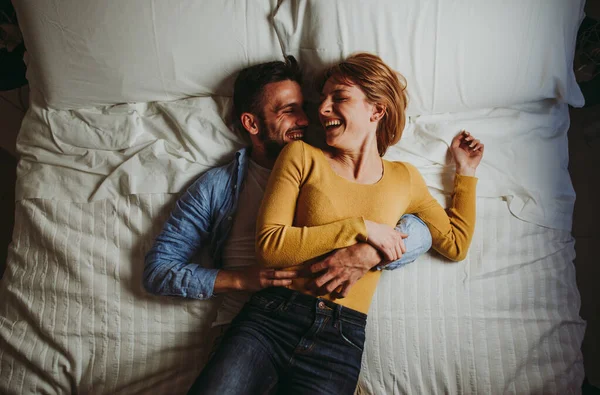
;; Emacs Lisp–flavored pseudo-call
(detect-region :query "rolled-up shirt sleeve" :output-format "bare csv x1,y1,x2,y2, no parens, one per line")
143,174,219,299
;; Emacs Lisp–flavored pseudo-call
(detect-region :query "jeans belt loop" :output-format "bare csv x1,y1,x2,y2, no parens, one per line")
334,304,342,329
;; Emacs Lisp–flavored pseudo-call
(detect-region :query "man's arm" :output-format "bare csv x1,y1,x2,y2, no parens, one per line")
304,242,382,298
144,170,297,299
143,173,221,299
376,214,432,270
306,214,432,298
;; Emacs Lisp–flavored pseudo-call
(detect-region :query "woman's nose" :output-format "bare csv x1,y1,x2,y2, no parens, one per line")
319,99,331,115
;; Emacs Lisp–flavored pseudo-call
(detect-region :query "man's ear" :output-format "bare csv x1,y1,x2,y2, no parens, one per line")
241,113,259,135
371,103,386,122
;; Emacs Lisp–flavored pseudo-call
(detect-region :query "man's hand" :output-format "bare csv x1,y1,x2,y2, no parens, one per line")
304,243,387,299
215,265,298,293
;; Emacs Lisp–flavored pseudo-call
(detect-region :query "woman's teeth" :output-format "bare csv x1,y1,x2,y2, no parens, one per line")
324,120,342,128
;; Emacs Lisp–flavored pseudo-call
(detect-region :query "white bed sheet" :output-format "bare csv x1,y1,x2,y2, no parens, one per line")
0,189,585,394
384,100,576,231
361,197,585,394
0,97,586,394
0,196,222,394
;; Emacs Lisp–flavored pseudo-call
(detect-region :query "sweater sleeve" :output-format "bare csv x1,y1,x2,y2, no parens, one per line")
404,163,478,261
256,142,368,268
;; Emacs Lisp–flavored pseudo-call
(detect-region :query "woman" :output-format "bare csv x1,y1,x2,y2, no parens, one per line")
191,53,483,394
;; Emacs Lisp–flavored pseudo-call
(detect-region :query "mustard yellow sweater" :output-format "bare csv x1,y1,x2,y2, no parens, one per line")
256,141,477,313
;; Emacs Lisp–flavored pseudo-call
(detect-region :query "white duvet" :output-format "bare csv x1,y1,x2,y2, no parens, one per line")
0,195,585,394
0,97,586,394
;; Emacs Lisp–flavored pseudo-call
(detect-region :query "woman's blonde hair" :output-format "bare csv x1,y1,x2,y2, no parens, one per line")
320,53,408,156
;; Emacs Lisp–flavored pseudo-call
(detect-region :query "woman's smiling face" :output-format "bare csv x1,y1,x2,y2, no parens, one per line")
318,77,380,151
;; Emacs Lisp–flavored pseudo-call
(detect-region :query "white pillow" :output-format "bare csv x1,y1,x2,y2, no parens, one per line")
273,0,585,115
13,0,282,109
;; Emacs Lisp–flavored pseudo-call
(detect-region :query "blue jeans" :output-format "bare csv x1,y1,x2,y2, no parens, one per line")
188,287,367,395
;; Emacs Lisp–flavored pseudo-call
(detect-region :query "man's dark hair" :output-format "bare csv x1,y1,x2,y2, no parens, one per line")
233,55,302,128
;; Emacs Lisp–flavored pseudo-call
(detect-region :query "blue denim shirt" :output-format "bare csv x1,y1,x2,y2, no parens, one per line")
144,147,432,300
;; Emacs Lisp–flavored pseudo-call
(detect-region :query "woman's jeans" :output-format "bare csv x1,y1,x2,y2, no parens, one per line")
188,287,367,395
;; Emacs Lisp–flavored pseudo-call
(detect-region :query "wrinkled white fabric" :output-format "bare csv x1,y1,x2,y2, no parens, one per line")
384,100,575,231
16,96,574,231
16,94,246,202
274,0,585,114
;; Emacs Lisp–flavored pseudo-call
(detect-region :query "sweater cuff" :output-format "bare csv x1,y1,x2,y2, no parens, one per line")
355,216,369,242
454,174,478,194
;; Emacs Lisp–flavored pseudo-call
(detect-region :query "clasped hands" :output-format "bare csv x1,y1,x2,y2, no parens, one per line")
248,235,406,300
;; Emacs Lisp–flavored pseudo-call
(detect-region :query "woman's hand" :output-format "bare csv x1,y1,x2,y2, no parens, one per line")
450,130,484,177
364,220,407,261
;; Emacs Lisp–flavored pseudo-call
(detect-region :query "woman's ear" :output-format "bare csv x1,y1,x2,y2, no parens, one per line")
241,113,259,135
371,103,386,122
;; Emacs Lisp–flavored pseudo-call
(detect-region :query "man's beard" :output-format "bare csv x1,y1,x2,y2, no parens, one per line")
263,139,284,160
257,118,285,160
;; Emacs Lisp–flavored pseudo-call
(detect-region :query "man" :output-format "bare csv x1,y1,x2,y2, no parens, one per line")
143,56,431,331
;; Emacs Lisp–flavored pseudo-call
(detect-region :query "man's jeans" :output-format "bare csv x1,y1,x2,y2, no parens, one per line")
188,287,367,395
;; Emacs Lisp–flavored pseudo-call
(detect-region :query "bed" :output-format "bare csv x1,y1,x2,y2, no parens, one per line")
0,0,588,393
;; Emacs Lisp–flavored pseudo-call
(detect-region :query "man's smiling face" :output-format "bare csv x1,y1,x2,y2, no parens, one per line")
256,80,309,159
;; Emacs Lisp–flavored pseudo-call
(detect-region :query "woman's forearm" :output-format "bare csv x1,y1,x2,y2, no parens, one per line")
256,218,367,268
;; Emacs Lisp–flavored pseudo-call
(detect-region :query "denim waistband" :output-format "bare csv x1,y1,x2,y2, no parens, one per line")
254,287,367,325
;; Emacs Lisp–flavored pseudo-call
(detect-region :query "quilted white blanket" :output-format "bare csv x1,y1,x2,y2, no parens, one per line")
0,99,586,394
